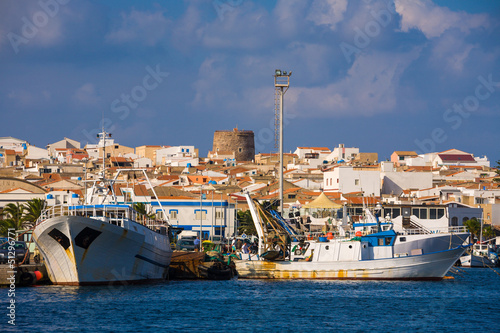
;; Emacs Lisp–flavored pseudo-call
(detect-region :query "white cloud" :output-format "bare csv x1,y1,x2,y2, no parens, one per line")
7,89,34,106
288,48,421,117
395,0,488,38
0,1,67,53
7,88,53,107
73,83,100,105
432,34,477,72
106,9,170,46
307,0,348,29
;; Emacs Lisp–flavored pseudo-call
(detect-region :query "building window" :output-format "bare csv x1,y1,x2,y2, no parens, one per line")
412,208,419,218
429,208,437,219
437,209,445,219
462,217,469,223
215,210,224,219
238,147,242,153
170,211,177,219
354,179,359,186
195,210,207,220
420,208,427,219
451,217,458,226
399,156,404,161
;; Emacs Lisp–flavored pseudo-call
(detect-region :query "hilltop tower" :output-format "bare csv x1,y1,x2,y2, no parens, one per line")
212,128,255,162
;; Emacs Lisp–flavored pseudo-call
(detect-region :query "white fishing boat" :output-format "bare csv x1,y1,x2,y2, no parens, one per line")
235,193,467,280
351,206,470,256
460,242,497,268
33,131,172,285
459,216,498,268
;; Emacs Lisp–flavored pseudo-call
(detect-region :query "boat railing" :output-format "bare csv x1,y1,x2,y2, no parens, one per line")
36,204,169,230
397,226,468,236
36,205,69,225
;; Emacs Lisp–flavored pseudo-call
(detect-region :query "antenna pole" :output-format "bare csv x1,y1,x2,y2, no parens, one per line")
273,69,291,215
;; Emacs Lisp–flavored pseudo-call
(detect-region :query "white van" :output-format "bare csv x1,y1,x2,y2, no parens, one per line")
178,230,199,240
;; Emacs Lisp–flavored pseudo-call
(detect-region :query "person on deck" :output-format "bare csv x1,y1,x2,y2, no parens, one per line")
242,241,250,254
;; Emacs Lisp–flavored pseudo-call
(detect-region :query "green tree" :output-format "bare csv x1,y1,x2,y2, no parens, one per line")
482,224,495,240
464,218,481,241
23,198,46,227
133,202,155,219
237,210,257,236
0,203,26,236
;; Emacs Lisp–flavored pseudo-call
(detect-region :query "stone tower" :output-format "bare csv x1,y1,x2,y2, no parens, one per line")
212,128,255,161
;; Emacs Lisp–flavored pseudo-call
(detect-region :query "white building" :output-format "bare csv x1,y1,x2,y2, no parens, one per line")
0,188,45,209
155,146,198,166
380,162,433,196
47,138,80,157
151,197,236,239
290,178,322,190
45,190,81,206
323,166,381,196
293,147,330,160
324,144,359,162
134,157,154,168
432,149,481,168
25,146,50,161
0,136,28,153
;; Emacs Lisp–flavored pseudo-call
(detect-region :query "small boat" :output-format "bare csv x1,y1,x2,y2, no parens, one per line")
33,131,173,285
235,194,467,280
460,242,498,268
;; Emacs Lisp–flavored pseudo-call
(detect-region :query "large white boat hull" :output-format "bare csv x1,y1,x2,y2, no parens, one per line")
236,247,466,280
33,216,172,285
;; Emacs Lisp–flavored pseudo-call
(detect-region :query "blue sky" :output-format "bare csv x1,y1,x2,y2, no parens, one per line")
1,0,499,163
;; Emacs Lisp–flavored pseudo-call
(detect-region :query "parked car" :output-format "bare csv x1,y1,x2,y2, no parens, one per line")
175,239,196,251
0,240,30,264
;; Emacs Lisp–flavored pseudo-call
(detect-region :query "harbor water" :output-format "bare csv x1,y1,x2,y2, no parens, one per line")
5,268,499,332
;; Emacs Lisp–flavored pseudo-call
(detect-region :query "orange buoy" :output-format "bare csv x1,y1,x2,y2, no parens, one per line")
34,270,43,281
326,232,333,240
355,231,362,237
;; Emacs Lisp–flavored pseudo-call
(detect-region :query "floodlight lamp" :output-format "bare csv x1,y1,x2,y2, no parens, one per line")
288,71,292,76
275,69,282,76
282,71,287,75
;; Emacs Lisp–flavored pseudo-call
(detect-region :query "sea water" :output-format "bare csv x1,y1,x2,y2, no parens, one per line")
4,268,499,332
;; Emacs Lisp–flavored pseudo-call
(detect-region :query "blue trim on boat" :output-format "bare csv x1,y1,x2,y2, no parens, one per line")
135,254,169,268
361,230,397,247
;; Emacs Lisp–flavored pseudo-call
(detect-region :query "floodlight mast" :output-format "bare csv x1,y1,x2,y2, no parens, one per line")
273,69,291,215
